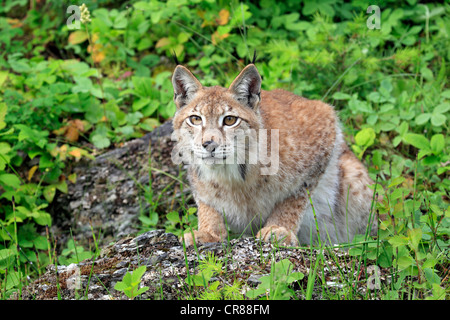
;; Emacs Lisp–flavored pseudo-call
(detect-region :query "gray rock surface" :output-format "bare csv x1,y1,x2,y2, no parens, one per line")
13,230,310,300
13,229,377,300
50,120,190,249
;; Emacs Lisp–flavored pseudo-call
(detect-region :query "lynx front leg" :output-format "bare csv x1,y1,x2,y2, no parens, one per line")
182,202,227,247
256,193,308,246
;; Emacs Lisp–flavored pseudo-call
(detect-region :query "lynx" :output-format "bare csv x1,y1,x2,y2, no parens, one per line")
171,62,377,246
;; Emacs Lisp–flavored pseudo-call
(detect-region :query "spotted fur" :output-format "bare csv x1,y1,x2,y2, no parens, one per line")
171,64,377,246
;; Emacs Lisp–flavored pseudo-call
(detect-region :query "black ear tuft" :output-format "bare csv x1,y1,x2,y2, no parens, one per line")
228,64,262,109
251,50,257,64
172,65,202,109
172,50,180,65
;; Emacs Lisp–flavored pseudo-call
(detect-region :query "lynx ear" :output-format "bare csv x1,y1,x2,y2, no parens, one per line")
172,65,202,108
228,64,261,109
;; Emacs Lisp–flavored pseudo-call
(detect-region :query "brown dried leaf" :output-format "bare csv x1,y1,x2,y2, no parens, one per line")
28,165,39,181
217,9,229,25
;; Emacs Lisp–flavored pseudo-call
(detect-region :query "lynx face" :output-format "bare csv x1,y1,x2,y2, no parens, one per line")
171,65,263,180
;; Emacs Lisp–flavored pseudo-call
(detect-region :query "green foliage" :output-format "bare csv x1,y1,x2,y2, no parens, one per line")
348,171,449,299
165,207,198,237
114,265,149,299
246,258,304,300
185,252,244,300
0,0,448,299
58,239,94,266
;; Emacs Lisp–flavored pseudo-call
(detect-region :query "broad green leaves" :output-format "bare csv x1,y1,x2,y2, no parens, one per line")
114,266,149,299
246,259,304,300
352,127,375,159
415,103,449,127
403,133,431,151
0,102,7,130
403,133,447,168
0,173,20,189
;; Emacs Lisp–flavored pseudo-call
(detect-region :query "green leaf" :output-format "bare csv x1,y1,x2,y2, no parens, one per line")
434,102,450,114
403,133,430,150
393,136,402,148
397,122,408,136
246,286,267,299
397,254,414,270
131,266,147,284
0,102,7,130
427,284,446,300
287,272,304,283
418,149,432,160
33,210,52,226
39,154,53,169
43,185,56,203
424,268,441,286
407,228,422,251
132,98,151,111
33,236,50,250
114,281,128,291
8,59,30,73
380,122,396,132
367,92,382,103
132,76,154,98
388,235,409,247
125,112,143,125
6,271,22,290
349,247,362,256
72,76,93,93
430,113,446,127
430,134,445,155
420,67,433,80
166,211,180,223
332,92,351,100
0,71,8,87
355,128,376,147
0,174,21,189
0,248,16,267
415,113,431,125
137,286,149,295
142,102,160,118
122,272,132,285
159,101,176,119
139,118,160,132
55,180,68,194
139,213,158,226
380,79,393,93
0,144,11,170
92,134,111,149
0,142,11,155
388,176,405,188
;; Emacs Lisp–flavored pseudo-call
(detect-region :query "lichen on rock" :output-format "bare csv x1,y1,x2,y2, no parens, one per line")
50,120,189,249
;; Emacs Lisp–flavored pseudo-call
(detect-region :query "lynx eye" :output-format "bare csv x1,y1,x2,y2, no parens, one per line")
223,116,238,126
188,115,202,126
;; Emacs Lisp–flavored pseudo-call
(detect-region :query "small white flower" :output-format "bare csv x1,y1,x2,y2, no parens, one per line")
79,3,91,24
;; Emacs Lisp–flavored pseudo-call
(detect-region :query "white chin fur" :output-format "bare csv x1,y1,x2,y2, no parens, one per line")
196,163,243,182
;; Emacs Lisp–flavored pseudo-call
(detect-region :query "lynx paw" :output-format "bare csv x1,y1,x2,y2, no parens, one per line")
257,226,299,246
181,230,223,247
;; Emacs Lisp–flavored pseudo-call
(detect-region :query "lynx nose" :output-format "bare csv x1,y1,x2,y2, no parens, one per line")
202,140,219,153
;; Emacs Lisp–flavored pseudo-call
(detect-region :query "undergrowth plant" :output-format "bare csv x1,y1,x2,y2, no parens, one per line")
0,0,448,299
184,251,244,300
246,258,304,300
114,265,149,300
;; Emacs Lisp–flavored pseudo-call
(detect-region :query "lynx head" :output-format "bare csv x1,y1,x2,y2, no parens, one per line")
171,63,262,181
